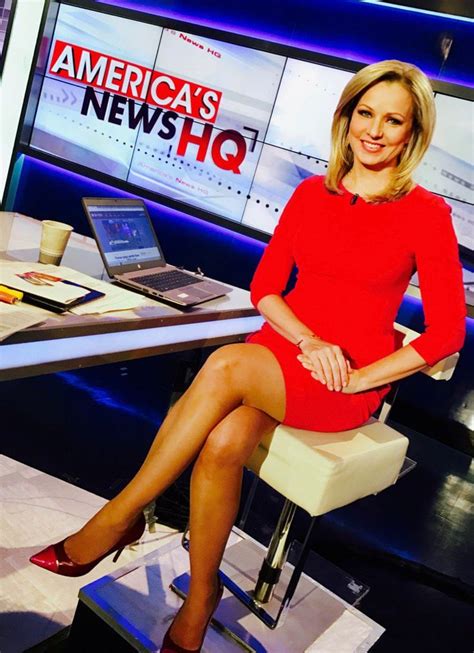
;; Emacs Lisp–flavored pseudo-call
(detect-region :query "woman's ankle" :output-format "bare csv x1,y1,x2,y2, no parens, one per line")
90,501,141,531
187,576,220,604
62,510,139,564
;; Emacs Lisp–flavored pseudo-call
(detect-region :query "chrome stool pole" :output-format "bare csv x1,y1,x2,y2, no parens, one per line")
253,499,297,604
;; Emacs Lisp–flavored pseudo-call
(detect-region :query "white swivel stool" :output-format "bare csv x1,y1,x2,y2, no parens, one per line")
235,325,459,628
176,325,459,637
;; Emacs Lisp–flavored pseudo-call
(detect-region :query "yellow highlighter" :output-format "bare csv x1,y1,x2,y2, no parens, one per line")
0,285,24,301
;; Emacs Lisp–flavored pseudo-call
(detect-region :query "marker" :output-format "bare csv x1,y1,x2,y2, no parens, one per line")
0,285,23,300
0,291,18,304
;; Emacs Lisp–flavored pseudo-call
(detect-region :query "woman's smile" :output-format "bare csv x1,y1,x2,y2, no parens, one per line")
360,140,385,153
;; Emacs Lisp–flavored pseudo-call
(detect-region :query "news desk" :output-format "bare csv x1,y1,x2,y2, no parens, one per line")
0,213,263,381
2,212,472,382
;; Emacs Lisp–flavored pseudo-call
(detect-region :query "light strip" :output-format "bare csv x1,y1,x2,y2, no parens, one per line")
361,1,473,24
0,316,264,372
23,157,264,251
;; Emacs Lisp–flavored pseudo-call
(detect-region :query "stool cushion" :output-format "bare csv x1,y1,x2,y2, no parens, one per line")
246,418,409,517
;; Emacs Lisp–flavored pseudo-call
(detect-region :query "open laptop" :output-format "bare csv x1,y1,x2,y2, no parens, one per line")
82,198,232,307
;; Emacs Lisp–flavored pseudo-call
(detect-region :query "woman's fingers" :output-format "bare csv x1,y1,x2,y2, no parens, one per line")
314,346,346,390
297,351,351,391
336,350,349,388
298,356,323,383
319,351,336,390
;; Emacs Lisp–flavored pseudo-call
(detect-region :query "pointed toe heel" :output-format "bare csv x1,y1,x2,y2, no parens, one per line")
29,513,146,577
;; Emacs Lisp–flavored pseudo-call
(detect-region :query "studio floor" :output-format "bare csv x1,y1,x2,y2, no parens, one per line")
1,357,473,652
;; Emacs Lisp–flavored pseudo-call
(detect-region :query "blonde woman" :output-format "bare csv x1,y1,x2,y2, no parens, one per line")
30,60,466,653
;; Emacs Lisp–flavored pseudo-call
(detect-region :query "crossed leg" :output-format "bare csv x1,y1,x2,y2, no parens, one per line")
63,343,286,647
172,405,278,648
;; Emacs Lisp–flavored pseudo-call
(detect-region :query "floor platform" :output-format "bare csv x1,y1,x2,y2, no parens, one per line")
0,455,176,653
74,530,384,652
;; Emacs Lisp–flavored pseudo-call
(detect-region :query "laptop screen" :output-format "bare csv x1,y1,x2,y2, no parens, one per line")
86,202,163,269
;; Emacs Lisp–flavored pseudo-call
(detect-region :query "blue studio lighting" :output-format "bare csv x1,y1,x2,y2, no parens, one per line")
16,154,265,255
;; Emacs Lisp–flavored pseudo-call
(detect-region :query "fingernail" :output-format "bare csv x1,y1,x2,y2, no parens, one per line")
328,385,333,391
335,386,341,392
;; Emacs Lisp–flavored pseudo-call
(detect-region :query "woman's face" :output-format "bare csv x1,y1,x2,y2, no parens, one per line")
347,81,414,172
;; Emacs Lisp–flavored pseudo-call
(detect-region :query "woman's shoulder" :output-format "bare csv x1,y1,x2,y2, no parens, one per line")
295,174,327,196
406,185,456,245
408,184,451,214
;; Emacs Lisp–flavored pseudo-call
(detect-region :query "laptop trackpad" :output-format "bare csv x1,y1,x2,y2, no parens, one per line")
189,286,214,298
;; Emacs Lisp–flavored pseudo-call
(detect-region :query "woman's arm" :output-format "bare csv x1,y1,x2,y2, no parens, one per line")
257,294,313,345
250,178,353,391
258,294,351,391
297,343,428,394
349,345,428,392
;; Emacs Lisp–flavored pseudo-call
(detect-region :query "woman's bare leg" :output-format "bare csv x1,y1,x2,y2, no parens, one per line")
168,405,278,649
65,344,285,564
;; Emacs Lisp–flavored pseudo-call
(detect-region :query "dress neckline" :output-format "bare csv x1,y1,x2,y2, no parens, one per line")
338,179,420,205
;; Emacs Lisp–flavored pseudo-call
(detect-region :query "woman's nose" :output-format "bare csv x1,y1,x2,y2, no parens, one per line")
367,118,384,139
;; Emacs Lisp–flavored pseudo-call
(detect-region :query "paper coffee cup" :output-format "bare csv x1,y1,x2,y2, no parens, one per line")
39,220,73,265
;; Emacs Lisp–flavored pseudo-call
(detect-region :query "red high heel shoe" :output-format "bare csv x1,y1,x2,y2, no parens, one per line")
29,513,146,577
161,577,224,653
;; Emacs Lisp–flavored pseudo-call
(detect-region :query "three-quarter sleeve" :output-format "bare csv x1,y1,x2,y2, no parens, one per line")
250,179,309,308
409,197,466,366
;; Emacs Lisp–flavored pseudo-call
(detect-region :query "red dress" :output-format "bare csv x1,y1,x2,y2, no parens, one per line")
247,176,466,431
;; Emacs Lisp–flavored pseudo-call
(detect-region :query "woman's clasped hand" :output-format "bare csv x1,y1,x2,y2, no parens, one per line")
296,335,363,393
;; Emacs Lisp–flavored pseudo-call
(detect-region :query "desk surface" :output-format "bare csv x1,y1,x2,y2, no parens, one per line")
0,213,262,380
1,212,471,380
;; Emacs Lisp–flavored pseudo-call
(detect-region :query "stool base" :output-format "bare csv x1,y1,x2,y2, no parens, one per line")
172,536,378,652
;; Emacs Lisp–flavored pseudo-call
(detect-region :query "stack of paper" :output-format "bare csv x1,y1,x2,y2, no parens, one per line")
0,261,88,304
34,263,148,314
0,261,148,315
69,286,148,314
51,265,149,314
0,303,50,342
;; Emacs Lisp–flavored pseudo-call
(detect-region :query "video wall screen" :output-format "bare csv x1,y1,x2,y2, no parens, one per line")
27,2,473,255
413,92,473,253
0,0,16,75
27,3,352,232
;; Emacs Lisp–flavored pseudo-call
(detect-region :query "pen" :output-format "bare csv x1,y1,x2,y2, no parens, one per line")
0,291,19,304
16,273,53,286
0,285,24,301
32,271,62,282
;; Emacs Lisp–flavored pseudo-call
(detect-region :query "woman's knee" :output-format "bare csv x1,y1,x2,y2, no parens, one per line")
194,343,286,423
197,430,247,472
197,418,260,473
197,345,244,389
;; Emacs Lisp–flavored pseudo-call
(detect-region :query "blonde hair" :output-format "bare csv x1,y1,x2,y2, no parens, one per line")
325,60,436,202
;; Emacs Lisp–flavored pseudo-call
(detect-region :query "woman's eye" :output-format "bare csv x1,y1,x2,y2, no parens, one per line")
388,117,402,125
358,109,371,117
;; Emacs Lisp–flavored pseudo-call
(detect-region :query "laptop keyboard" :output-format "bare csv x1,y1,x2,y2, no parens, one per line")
134,269,200,292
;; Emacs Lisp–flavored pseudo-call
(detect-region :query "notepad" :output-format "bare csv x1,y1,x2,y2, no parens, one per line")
0,262,88,303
